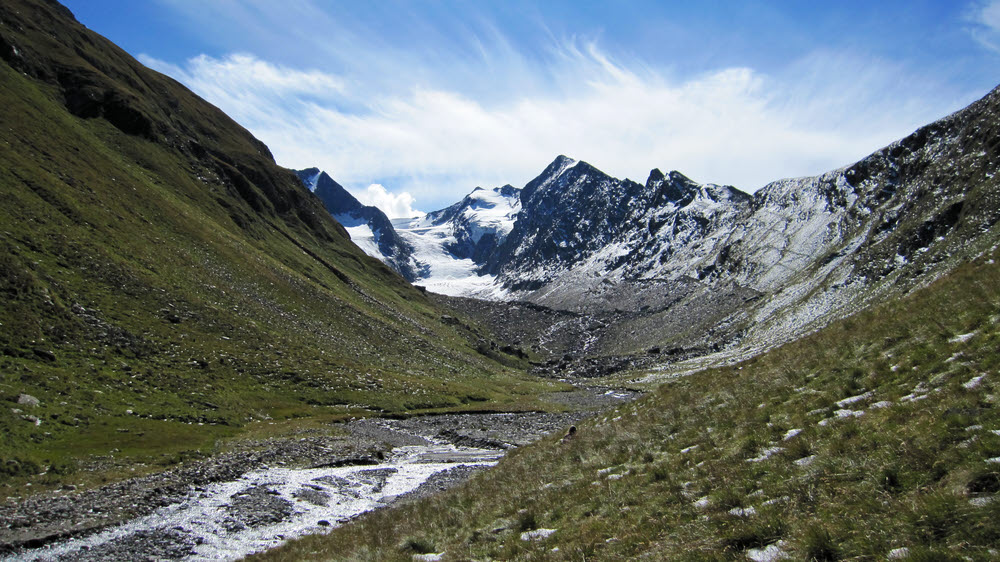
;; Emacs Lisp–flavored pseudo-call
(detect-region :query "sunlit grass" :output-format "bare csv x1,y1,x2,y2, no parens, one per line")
252,250,1000,560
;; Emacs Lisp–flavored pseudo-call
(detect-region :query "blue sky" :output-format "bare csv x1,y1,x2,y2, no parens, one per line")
64,0,1000,216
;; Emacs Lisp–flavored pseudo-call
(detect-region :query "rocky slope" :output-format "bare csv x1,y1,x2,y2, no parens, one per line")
295,168,421,281
485,157,753,291
475,86,999,355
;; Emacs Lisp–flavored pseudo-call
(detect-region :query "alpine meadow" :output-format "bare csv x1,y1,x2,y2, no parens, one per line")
2,1,1000,560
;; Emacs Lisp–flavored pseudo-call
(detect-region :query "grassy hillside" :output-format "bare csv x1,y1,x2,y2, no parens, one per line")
0,0,560,497
257,248,1000,560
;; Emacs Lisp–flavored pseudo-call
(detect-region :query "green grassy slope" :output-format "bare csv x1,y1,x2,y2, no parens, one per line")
258,249,1000,560
0,0,559,495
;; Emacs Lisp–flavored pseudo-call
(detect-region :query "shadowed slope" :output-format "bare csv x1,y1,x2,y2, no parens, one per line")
0,0,555,496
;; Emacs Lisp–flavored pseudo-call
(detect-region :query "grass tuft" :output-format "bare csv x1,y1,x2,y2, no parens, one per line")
398,536,436,555
797,523,839,561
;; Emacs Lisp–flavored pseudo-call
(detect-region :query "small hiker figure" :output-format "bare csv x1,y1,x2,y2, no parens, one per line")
560,425,577,443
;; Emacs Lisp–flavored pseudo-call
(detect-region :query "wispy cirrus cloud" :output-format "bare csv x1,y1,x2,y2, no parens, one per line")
141,33,968,215
968,0,1000,53
980,0,1000,28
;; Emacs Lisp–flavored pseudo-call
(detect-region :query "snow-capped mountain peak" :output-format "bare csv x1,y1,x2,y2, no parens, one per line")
388,183,521,298
298,82,1000,357
520,155,581,202
460,184,522,239
300,173,522,298
300,83,999,368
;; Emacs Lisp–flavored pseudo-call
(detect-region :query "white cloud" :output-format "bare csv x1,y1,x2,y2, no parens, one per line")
968,0,1000,53
140,53,344,125
141,42,967,212
980,0,1000,30
355,184,422,219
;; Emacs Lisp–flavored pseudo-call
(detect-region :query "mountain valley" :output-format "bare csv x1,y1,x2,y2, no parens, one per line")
1,0,999,560
307,84,1000,373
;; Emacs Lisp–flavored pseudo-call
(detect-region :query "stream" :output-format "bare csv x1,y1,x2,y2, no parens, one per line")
2,388,639,561
5,443,502,561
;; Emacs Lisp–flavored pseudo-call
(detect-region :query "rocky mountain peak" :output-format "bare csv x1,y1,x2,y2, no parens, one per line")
296,167,322,191
520,155,581,202
646,169,700,207
300,80,1000,356
294,168,421,281
297,170,355,215
497,184,519,198
646,168,665,184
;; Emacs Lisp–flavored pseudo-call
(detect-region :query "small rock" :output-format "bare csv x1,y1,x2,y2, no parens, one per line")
794,455,816,467
560,425,577,443
887,547,909,559
747,541,787,562
782,428,802,441
293,487,331,506
520,528,557,541
17,394,40,407
317,520,331,527
963,375,986,390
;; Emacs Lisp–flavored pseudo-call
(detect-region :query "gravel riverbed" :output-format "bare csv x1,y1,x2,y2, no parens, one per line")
0,385,638,561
